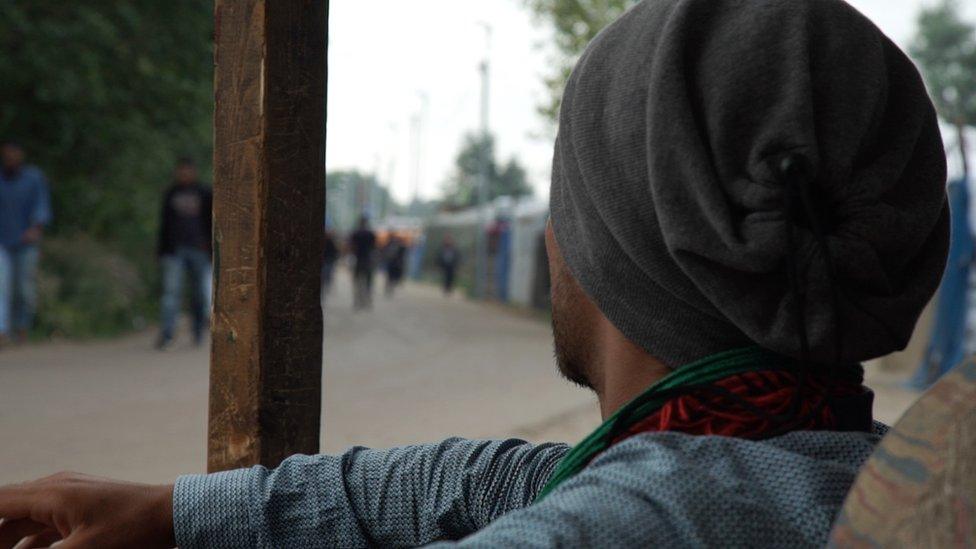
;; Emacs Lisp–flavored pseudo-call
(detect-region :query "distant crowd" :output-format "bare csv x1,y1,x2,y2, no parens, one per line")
0,143,463,351
323,215,461,312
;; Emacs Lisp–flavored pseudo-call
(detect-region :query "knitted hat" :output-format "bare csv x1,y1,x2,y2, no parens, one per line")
550,0,949,368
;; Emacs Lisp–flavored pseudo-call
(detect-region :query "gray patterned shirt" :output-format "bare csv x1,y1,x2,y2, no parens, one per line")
174,425,884,548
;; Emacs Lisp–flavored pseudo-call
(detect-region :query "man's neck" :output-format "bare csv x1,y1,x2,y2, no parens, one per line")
591,321,671,419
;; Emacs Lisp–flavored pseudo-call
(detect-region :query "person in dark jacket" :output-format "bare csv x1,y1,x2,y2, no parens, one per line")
348,216,377,310
383,233,408,298
156,158,213,349
437,235,461,296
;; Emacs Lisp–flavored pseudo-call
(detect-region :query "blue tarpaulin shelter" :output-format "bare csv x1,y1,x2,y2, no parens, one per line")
910,178,974,389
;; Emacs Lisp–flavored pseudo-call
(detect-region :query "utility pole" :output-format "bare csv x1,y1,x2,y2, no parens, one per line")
385,122,399,222
410,92,429,214
370,153,382,219
475,23,492,299
384,156,397,221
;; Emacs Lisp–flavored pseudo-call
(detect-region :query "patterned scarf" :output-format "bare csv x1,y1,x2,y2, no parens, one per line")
535,346,873,501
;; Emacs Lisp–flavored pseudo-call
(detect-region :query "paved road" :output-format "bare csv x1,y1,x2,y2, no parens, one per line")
0,273,598,484
0,272,920,485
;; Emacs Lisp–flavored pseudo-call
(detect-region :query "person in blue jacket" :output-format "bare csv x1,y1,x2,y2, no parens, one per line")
0,141,52,347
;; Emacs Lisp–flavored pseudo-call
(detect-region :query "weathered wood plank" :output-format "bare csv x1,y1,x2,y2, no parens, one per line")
208,0,327,472
829,359,976,547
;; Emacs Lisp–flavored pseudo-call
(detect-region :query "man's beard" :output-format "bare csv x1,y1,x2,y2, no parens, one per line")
552,318,592,390
550,270,596,390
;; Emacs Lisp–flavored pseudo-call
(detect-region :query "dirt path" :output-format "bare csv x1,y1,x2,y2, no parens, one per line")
0,273,598,484
0,271,920,485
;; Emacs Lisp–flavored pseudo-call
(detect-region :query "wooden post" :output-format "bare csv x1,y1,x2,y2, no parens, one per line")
208,0,327,472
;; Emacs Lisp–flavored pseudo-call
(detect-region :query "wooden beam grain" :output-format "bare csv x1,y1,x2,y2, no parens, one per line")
208,0,327,472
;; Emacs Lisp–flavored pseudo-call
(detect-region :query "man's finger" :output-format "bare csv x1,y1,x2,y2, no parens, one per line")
12,528,60,549
0,485,33,520
42,531,87,549
0,518,47,549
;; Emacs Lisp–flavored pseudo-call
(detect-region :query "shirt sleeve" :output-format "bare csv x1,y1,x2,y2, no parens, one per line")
425,430,881,548
423,439,670,548
172,438,569,548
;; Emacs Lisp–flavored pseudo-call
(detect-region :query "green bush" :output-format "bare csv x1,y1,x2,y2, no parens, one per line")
34,236,149,339
0,2,213,341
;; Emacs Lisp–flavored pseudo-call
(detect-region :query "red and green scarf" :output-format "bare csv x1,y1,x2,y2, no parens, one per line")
535,346,873,501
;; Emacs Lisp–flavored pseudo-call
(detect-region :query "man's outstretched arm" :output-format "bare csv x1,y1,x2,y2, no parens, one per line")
0,438,568,548
175,438,567,547
0,472,175,549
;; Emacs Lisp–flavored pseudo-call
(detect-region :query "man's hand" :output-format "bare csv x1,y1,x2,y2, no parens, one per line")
0,472,176,549
20,226,42,246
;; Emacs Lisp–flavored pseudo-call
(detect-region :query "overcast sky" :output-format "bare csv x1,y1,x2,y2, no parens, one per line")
326,0,976,203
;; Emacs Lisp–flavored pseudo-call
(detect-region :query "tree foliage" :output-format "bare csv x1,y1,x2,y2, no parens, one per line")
0,1,213,336
911,0,976,176
526,0,637,122
442,133,532,209
912,1,976,126
0,1,213,248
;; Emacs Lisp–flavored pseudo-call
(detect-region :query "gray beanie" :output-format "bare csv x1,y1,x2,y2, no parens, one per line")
550,0,949,368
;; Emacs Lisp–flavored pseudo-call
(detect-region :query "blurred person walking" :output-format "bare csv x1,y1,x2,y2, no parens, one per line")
383,233,407,298
0,141,52,347
156,158,213,350
437,235,461,296
321,228,340,299
349,216,377,310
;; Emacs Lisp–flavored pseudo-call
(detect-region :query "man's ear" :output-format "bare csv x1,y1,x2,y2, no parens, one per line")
544,219,557,263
